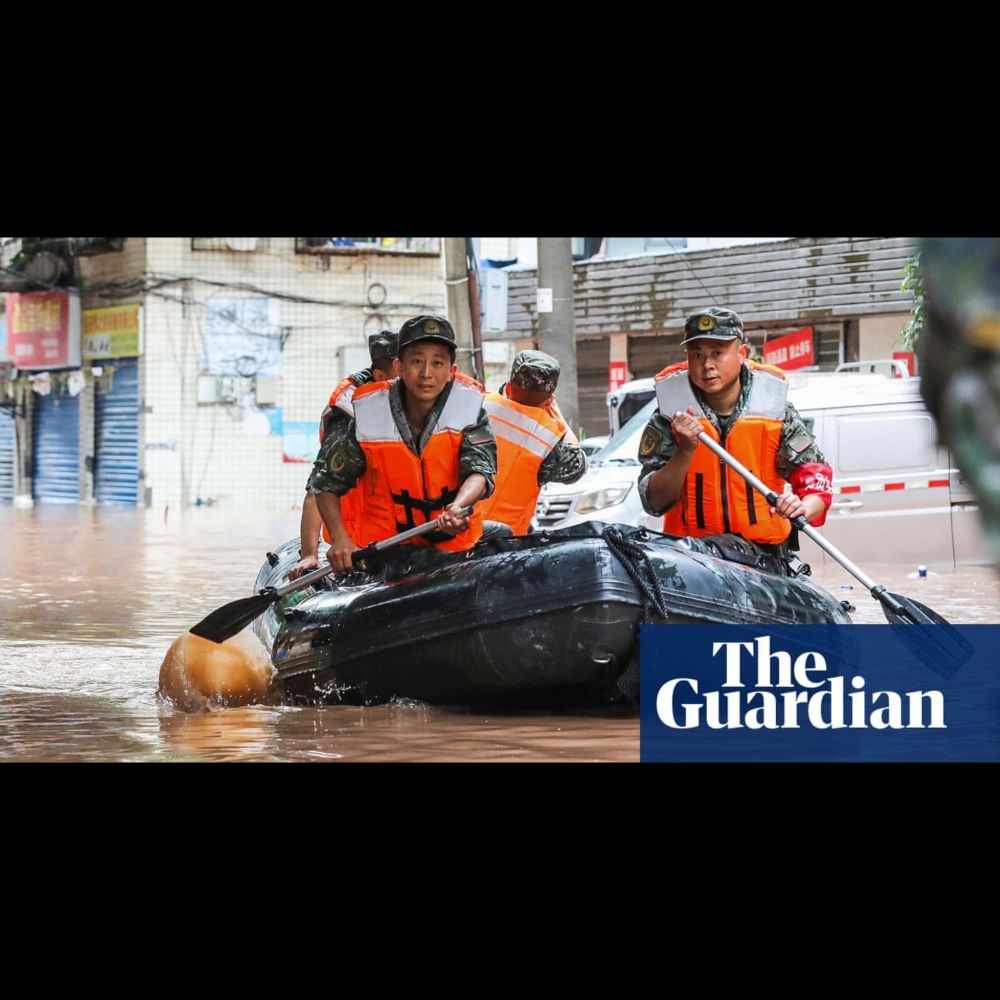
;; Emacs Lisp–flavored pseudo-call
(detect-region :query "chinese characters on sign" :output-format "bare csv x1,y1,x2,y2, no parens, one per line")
82,304,141,360
4,291,82,370
762,326,814,370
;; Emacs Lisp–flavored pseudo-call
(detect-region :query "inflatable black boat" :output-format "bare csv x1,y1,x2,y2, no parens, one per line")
252,524,853,710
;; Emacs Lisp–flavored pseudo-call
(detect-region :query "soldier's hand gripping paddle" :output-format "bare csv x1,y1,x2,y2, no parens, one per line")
674,415,973,678
189,507,474,644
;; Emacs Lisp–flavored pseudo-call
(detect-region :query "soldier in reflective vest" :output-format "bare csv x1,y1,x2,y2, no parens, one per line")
638,307,833,553
481,350,587,535
308,315,497,573
291,331,399,580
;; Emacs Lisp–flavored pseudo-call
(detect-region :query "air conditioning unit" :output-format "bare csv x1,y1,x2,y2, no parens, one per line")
196,374,239,404
255,376,280,406
70,238,125,256
339,344,370,379
480,268,508,333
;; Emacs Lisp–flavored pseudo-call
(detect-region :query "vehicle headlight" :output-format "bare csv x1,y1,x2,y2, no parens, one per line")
574,482,633,514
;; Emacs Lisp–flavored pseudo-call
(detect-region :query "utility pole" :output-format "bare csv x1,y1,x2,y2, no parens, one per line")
12,377,34,507
443,237,476,378
537,237,578,431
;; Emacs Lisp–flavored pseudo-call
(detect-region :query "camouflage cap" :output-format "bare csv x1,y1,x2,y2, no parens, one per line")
397,315,456,353
510,349,560,393
680,307,745,345
368,330,398,366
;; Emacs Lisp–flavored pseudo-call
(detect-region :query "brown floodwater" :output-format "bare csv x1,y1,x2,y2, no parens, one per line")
2,504,999,762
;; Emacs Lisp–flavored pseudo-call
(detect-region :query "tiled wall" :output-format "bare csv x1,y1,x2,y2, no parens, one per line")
128,238,446,509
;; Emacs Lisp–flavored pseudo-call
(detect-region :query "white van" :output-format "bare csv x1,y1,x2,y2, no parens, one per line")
536,368,986,567
788,371,982,568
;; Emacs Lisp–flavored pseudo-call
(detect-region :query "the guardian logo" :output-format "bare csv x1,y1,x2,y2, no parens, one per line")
656,636,946,730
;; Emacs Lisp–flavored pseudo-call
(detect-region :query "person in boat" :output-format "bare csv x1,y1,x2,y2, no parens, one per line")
637,306,834,561
290,330,399,580
480,349,588,535
307,315,497,573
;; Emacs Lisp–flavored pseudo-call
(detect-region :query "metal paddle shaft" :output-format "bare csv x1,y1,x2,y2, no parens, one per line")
189,506,475,643
683,422,972,677
693,431,884,592
267,512,473,598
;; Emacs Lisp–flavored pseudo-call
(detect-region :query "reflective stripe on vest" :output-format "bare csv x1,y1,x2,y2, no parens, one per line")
654,361,791,544
655,366,705,420
352,375,484,552
481,392,566,535
654,360,787,422
484,397,563,457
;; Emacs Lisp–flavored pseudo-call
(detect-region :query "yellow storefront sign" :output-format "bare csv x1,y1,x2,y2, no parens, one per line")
82,304,141,360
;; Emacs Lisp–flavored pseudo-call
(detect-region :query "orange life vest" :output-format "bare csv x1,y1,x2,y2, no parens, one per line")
320,375,365,543
351,373,485,552
480,387,566,535
654,360,791,544
322,376,360,436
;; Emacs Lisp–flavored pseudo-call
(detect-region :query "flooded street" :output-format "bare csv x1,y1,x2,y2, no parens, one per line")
0,505,638,761
2,505,999,762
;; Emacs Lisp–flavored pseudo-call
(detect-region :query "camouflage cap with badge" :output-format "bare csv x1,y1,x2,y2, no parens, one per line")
368,329,398,366
680,307,746,346
397,315,457,354
510,349,561,393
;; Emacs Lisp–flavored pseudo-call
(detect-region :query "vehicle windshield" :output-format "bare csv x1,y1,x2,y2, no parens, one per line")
590,399,657,466
616,389,655,428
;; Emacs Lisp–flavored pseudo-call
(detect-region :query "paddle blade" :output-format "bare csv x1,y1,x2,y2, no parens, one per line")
189,590,278,644
878,591,975,679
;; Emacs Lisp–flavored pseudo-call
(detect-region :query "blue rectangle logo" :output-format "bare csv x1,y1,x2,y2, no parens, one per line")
640,624,1000,761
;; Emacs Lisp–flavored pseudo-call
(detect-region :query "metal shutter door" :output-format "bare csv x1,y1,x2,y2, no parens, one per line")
0,407,14,501
95,359,139,504
33,391,80,503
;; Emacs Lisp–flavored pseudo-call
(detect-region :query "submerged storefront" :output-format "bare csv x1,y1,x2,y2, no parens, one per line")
1,293,142,505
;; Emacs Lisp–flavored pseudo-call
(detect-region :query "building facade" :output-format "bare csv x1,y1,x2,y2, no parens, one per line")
1,237,446,509
488,236,920,437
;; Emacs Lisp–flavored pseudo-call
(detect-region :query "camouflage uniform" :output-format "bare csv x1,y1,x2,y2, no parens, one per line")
637,362,826,516
503,350,587,486
307,377,497,498
539,438,588,486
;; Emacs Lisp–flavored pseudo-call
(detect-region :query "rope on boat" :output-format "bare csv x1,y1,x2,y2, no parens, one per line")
601,526,673,702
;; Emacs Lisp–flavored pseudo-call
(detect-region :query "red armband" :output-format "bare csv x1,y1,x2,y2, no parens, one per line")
789,462,833,527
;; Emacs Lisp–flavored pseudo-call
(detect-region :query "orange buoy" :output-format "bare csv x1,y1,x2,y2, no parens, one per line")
158,628,273,712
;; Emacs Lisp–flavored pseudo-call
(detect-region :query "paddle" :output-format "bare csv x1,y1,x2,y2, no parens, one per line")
190,506,475,644
675,418,973,678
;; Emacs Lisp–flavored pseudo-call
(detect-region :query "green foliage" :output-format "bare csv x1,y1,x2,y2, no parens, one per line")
7,237,44,272
900,253,923,351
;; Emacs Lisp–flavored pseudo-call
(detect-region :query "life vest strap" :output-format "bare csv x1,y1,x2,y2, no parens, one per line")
391,485,459,529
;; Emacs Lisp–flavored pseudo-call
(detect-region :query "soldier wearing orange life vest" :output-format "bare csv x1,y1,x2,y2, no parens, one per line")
308,315,497,574
638,307,833,553
481,350,587,535
290,331,398,580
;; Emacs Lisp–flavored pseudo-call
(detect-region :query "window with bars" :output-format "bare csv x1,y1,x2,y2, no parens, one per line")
754,322,845,372
814,324,844,370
